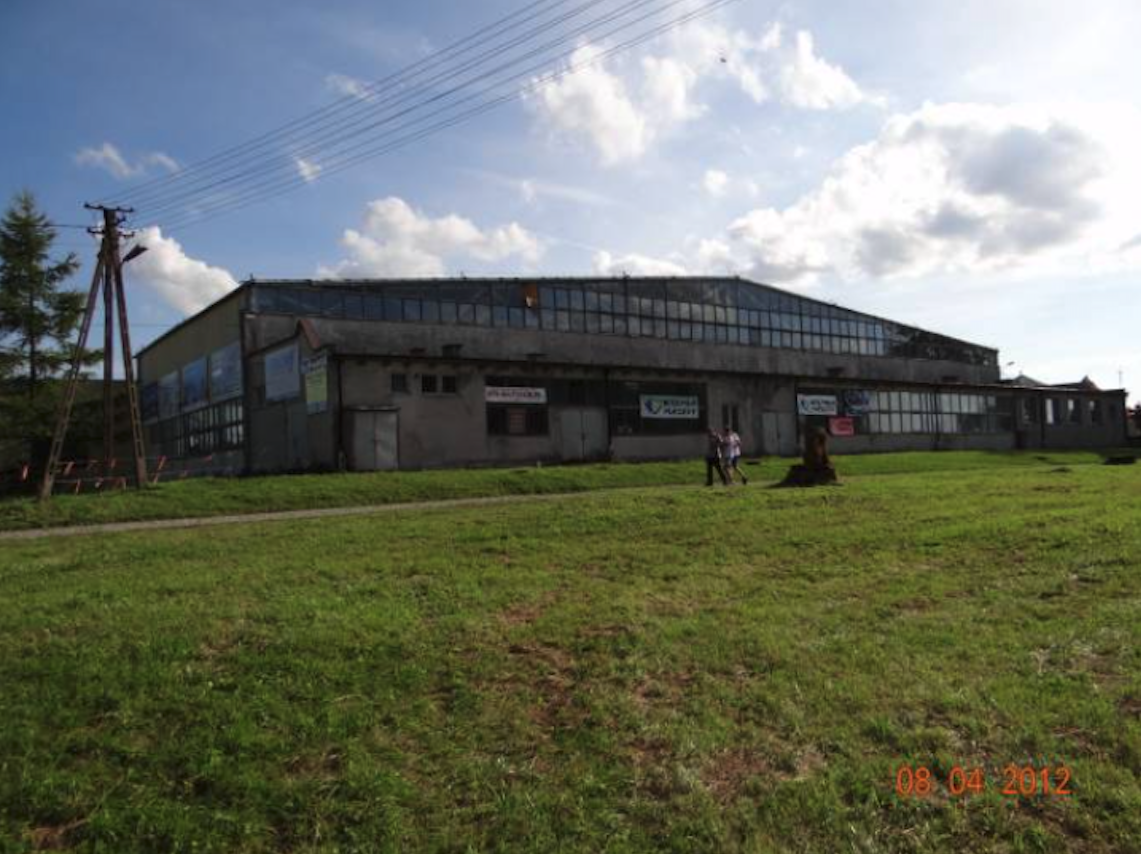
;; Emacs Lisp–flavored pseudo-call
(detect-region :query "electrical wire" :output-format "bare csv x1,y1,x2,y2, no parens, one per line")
107,0,592,209
132,0,670,219
149,0,738,232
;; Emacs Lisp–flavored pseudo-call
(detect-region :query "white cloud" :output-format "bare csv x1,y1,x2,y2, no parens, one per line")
325,72,370,100
295,157,322,183
702,168,729,197
74,143,179,180
319,197,543,278
769,26,868,110
527,45,649,165
126,227,237,315
593,250,687,277
692,102,1141,283
526,21,871,164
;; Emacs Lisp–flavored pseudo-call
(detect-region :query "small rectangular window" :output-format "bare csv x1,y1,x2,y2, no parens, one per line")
421,374,438,394
442,375,458,394
391,373,408,393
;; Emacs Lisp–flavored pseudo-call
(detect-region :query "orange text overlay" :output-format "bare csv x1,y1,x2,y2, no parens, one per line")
894,764,1073,798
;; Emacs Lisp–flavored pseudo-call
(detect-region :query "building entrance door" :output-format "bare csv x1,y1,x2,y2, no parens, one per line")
348,409,399,471
559,407,608,461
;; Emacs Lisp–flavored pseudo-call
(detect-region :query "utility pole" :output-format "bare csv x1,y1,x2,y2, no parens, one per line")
38,205,149,500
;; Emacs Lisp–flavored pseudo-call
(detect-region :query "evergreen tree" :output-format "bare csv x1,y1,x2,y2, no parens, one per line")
0,191,99,466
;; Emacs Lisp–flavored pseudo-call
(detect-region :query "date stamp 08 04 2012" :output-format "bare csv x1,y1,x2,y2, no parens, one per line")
894,764,1073,799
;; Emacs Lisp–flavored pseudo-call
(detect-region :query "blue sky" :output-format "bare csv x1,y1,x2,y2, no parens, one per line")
3,0,1139,399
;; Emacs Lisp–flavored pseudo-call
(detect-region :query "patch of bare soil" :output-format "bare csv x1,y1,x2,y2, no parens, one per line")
26,817,88,851
505,641,585,732
702,748,773,802
497,589,562,628
631,670,696,713
284,748,344,782
1118,695,1141,720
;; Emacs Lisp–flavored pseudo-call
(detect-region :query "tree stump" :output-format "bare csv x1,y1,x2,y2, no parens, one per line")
779,427,838,487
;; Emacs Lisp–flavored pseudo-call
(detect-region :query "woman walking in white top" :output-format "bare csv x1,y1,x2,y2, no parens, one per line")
722,426,748,485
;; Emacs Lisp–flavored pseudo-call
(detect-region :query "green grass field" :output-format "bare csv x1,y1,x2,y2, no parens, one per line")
1,453,1139,852
0,449,1121,532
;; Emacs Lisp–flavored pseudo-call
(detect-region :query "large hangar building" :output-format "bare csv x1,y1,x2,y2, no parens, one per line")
136,276,1128,474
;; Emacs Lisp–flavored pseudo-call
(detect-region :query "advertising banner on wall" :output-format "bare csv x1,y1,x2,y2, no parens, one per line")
639,394,700,419
797,394,838,416
485,386,547,405
829,416,855,436
265,343,300,401
181,358,208,411
159,372,180,419
209,341,242,401
302,354,328,415
843,390,872,416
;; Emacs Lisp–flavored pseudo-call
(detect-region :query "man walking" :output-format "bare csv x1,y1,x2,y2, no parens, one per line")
705,428,728,486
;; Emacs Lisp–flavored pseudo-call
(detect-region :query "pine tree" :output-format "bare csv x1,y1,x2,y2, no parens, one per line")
0,191,96,465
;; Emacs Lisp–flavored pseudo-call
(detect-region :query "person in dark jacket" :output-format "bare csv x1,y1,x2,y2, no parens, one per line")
705,428,728,486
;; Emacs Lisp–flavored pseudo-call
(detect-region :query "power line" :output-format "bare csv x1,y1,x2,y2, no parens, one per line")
105,0,586,210
132,0,667,219
151,0,737,232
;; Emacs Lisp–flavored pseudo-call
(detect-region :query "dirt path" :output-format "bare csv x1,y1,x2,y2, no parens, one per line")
0,486,700,542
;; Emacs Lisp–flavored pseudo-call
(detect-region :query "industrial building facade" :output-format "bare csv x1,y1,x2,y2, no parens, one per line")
136,276,1128,474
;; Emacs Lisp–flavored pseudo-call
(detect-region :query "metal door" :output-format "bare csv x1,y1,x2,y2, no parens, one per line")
560,407,608,461
349,410,399,471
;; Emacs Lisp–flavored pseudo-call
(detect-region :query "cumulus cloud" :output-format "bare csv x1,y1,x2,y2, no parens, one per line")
527,45,649,165
527,21,869,164
74,143,180,180
295,157,322,183
768,25,867,110
702,168,729,197
319,197,543,278
593,250,687,276
126,227,238,315
325,72,371,100
692,102,1134,283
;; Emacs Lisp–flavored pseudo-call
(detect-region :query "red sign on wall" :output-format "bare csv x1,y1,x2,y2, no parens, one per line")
829,416,855,437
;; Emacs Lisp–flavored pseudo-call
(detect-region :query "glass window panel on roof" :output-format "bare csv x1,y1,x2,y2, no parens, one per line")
320,289,343,317
343,292,364,318
440,301,457,323
475,305,491,326
422,300,439,323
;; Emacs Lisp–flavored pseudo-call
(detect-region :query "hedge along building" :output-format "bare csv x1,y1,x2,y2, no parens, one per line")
135,276,1128,474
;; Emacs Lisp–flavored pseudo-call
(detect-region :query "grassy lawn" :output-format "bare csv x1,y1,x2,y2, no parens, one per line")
1,460,1139,852
0,449,1121,532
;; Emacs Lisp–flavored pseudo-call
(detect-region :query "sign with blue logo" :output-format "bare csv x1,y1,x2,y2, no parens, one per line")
639,394,699,419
